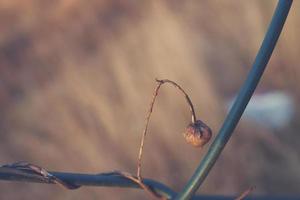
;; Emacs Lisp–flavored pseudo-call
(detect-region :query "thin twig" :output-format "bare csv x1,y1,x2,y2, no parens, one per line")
156,79,197,123
235,186,255,200
137,79,197,180
137,81,163,180
114,171,166,200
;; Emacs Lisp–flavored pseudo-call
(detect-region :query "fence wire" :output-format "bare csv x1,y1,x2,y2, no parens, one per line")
0,161,299,200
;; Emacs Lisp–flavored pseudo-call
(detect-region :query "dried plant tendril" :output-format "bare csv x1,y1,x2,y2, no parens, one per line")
235,186,255,200
137,78,212,182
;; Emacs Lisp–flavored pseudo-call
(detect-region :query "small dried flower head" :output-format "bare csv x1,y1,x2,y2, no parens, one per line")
183,120,212,147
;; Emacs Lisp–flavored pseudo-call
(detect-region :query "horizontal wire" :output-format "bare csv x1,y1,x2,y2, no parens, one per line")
0,164,299,200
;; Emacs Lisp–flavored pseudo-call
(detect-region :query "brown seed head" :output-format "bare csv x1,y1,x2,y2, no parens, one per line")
183,120,212,147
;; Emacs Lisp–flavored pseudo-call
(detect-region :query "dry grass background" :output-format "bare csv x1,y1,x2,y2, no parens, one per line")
0,0,299,199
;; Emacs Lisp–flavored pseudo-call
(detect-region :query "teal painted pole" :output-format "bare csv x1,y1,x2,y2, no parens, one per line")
176,0,293,199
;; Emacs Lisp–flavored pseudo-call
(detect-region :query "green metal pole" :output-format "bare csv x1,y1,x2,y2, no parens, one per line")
176,0,293,199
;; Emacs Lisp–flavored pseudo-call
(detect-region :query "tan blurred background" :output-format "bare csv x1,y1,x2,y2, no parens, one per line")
0,0,299,199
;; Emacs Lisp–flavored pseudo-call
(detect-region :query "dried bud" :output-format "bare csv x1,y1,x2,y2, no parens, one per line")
183,120,212,147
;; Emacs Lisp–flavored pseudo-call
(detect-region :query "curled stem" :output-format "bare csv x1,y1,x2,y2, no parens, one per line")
156,79,197,123
137,79,197,180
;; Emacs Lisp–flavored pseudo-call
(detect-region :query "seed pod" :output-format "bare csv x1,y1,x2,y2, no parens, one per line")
183,120,212,147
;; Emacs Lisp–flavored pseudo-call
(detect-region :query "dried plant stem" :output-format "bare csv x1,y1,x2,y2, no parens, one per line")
235,187,255,200
156,79,197,123
137,79,197,180
137,81,163,179
115,171,166,200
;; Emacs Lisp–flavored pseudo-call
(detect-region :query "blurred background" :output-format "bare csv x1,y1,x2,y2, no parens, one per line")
0,0,299,199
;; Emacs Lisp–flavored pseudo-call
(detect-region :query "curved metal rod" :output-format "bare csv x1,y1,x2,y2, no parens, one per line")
175,0,293,199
